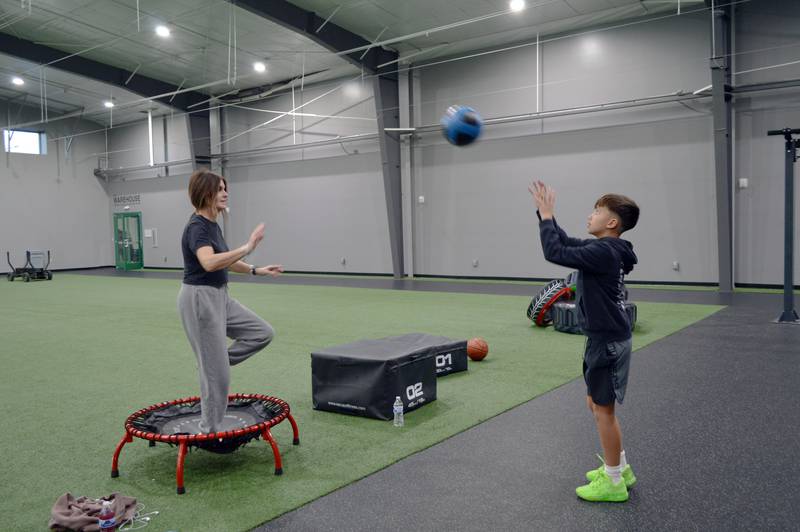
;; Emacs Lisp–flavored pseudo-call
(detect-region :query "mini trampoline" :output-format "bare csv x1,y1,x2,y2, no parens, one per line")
111,393,299,494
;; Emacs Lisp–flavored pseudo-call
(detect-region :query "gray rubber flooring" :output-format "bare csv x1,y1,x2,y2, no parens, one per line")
74,268,800,530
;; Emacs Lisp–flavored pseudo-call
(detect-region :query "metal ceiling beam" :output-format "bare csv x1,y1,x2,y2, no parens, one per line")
228,0,397,74
0,32,209,114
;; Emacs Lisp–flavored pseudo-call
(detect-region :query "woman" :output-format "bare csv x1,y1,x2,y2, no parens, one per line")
178,168,283,432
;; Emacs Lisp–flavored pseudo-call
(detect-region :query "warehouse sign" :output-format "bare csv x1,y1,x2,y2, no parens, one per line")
114,194,141,207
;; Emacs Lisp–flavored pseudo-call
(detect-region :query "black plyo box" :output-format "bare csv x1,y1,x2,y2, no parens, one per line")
311,333,455,420
428,337,468,377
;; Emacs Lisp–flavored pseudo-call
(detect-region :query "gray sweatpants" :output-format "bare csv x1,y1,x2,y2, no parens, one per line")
177,283,274,431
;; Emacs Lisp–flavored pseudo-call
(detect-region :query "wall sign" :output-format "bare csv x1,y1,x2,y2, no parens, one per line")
114,194,141,207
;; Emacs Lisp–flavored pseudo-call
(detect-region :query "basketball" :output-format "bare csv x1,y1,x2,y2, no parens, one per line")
440,105,483,146
467,337,489,361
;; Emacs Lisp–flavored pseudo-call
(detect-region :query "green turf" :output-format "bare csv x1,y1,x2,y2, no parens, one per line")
0,275,723,531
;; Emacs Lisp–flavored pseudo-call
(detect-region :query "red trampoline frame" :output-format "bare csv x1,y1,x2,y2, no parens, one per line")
111,393,299,494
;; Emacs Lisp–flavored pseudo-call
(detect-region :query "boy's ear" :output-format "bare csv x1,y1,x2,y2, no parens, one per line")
606,217,620,230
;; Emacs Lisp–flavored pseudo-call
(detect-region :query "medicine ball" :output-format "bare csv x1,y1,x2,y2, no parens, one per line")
441,105,483,146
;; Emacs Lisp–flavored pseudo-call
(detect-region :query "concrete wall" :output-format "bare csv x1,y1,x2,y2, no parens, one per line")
0,105,111,272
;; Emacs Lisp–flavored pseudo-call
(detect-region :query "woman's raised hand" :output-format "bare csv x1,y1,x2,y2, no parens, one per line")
247,223,265,253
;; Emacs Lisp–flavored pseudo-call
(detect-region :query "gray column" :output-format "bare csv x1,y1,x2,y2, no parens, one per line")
373,74,404,278
187,114,212,170
710,3,733,293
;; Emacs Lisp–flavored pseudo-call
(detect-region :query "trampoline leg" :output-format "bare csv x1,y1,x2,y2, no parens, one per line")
288,413,300,445
111,433,133,478
176,441,188,495
262,428,283,475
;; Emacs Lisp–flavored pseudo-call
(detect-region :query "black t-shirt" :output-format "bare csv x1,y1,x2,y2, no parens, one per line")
181,213,229,287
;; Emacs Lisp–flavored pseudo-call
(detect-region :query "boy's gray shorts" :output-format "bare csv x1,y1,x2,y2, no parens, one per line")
583,337,632,406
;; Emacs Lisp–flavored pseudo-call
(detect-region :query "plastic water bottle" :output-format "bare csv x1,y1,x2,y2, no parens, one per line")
393,396,404,427
98,500,117,531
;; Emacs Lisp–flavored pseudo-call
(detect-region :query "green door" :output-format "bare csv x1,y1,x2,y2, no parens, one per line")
113,212,144,270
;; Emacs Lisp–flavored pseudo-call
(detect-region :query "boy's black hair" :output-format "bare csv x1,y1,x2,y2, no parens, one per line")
595,194,639,233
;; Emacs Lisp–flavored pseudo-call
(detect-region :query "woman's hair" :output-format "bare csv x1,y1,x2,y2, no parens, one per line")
188,168,227,211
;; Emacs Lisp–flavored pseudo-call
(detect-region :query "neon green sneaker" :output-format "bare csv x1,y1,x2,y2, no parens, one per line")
586,454,637,488
576,470,628,502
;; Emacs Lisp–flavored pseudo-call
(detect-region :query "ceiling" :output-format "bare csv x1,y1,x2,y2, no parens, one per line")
288,0,686,63
0,0,694,127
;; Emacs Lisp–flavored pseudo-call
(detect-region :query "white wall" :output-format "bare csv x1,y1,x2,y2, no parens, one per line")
224,152,393,273
221,80,391,273
0,106,111,272
103,79,393,273
412,13,715,282
412,117,715,281
733,0,800,285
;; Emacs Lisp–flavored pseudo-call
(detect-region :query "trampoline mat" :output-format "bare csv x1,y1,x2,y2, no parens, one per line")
161,411,261,435
130,398,285,454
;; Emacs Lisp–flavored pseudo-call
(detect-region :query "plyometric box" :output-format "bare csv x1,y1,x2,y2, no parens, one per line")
311,333,467,420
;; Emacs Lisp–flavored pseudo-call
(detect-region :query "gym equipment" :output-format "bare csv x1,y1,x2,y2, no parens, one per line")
312,333,467,420
527,278,574,326
553,301,637,335
441,105,483,146
6,250,52,282
111,394,299,494
767,128,799,324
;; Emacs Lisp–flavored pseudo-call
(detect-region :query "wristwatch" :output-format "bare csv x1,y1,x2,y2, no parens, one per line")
250,264,257,276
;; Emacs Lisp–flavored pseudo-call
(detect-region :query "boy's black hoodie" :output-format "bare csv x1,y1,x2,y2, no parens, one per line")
538,215,638,342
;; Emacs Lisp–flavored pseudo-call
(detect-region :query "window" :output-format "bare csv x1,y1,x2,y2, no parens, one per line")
3,129,47,155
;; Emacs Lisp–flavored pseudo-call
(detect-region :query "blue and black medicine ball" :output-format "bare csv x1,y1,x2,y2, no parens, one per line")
440,105,483,146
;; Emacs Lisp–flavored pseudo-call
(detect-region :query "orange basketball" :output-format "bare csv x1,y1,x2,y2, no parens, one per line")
467,337,489,361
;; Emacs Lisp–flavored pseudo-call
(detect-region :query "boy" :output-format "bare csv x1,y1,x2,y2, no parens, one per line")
529,180,640,503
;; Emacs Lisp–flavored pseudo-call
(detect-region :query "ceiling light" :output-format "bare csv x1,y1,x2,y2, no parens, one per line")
253,61,266,73
104,101,115,108
343,81,361,99
510,0,525,12
11,76,24,86
155,25,171,38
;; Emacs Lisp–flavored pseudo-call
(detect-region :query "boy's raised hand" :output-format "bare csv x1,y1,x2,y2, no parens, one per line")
528,180,556,220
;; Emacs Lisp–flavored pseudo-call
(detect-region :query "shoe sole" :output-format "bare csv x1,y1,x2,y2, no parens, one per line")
585,472,637,489
576,494,629,503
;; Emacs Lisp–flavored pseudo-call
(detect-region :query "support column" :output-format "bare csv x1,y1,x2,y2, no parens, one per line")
187,114,212,170
373,73,404,279
399,69,414,278
710,2,734,293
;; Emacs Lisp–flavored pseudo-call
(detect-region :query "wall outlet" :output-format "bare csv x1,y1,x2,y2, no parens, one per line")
472,259,479,268
738,178,749,189
163,256,168,263
340,257,346,265
672,261,680,271
418,195,425,204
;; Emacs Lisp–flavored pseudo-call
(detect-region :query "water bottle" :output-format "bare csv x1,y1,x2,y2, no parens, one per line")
98,500,117,532
393,396,404,427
